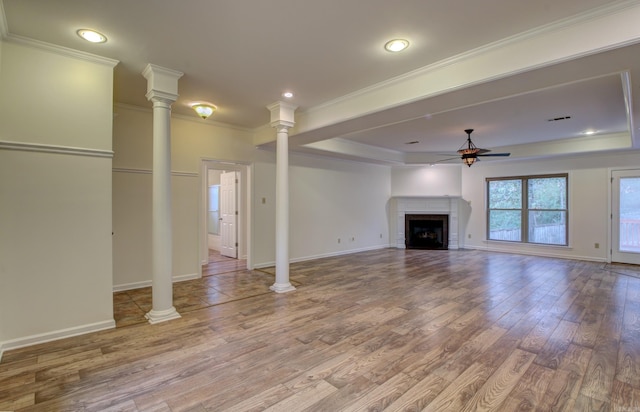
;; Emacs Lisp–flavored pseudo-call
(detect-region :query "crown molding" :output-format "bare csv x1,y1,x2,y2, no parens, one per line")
112,167,198,177
3,33,118,67
0,0,8,39
113,103,253,132
305,1,640,117
0,140,113,158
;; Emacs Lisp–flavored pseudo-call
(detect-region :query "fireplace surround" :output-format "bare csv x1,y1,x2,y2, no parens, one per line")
390,196,460,249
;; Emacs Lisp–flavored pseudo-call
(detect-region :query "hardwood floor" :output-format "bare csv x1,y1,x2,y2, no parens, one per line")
113,251,250,327
2,249,640,411
202,249,247,277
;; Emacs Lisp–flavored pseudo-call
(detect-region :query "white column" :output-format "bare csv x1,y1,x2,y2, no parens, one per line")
267,102,297,293
142,64,183,323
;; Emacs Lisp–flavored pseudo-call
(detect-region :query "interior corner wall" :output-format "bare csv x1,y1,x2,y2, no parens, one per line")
391,165,462,197
461,152,640,261
0,40,115,350
288,155,391,262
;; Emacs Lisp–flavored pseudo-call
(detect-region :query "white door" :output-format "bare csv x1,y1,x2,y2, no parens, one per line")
612,169,640,264
220,171,238,258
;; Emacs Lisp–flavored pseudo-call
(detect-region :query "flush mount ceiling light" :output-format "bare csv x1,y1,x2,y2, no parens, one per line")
384,39,409,52
76,29,107,43
282,92,294,99
191,103,217,119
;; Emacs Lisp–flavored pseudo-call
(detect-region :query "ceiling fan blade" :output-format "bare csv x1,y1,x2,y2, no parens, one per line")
433,157,460,163
476,148,491,154
477,152,510,157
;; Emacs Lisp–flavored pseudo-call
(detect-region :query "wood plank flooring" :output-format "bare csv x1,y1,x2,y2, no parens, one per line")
2,249,640,411
113,251,250,327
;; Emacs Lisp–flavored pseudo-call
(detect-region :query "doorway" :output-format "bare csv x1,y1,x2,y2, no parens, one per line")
201,160,251,269
611,169,640,265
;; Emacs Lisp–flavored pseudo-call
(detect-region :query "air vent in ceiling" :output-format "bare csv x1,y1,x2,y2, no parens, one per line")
547,116,572,122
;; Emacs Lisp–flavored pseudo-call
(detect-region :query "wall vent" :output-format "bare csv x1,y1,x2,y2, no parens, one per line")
547,116,572,122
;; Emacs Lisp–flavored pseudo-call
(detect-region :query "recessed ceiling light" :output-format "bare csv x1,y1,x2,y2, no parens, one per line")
384,39,409,52
282,92,294,98
77,29,107,43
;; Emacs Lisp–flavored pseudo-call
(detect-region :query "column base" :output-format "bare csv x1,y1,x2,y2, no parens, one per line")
270,282,296,293
145,307,181,324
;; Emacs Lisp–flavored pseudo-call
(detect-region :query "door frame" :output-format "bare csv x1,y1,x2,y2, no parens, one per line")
200,159,252,269
609,167,640,264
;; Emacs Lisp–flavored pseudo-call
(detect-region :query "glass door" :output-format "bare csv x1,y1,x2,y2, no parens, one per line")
612,169,640,265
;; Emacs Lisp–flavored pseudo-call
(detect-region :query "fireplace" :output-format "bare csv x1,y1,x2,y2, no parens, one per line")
405,214,449,250
390,196,459,249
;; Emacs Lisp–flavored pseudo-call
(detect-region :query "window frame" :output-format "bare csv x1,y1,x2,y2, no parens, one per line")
486,173,568,246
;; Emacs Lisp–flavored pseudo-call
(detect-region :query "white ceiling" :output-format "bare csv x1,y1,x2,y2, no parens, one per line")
3,0,640,165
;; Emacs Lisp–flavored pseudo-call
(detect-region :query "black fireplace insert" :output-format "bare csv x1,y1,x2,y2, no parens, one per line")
405,214,449,250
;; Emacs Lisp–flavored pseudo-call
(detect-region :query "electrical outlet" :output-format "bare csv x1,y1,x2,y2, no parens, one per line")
351,237,355,241
261,197,266,204
595,243,600,249
380,233,383,238
338,238,341,243
468,234,471,238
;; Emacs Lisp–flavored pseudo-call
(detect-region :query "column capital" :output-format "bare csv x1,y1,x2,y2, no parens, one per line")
146,91,179,105
267,101,298,128
272,121,294,132
142,64,184,103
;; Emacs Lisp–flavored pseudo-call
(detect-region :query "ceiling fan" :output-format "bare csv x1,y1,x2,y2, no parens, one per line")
439,129,511,167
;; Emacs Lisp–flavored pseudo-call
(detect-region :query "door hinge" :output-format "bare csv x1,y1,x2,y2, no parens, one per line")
235,242,238,247
235,211,238,215
235,179,238,183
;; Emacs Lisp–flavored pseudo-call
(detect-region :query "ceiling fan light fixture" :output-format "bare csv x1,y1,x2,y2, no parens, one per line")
463,156,476,167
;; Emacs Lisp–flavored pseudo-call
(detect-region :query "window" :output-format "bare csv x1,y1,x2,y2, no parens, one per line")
487,174,568,245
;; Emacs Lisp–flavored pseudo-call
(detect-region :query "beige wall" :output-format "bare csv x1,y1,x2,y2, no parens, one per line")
0,40,116,350
112,105,260,287
461,152,640,260
391,165,462,197
112,105,392,286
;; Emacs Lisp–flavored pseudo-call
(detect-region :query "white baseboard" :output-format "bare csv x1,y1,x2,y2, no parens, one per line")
252,244,390,269
174,272,201,282
113,273,201,292
290,245,388,264
253,261,276,270
0,319,115,362
113,279,151,292
463,244,607,262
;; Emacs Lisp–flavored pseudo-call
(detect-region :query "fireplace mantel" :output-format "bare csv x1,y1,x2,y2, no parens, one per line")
390,196,460,249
